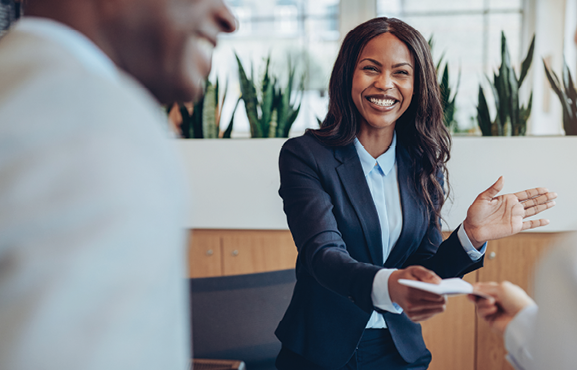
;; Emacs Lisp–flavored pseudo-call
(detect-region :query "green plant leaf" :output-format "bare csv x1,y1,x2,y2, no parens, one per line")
235,53,262,137
260,55,274,138
518,92,532,136
192,98,204,138
543,58,575,134
284,104,301,137
564,61,577,132
216,75,229,133
440,64,450,104
497,35,512,134
202,81,218,138
178,103,192,138
275,60,295,137
477,87,492,136
518,35,535,86
268,108,278,138
507,58,520,134
543,59,565,104
223,98,240,139
563,60,577,120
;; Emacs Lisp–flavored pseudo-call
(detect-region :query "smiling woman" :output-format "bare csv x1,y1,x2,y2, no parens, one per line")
273,16,556,370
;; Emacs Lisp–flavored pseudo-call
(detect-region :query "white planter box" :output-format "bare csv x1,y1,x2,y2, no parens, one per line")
177,137,577,232
177,139,287,230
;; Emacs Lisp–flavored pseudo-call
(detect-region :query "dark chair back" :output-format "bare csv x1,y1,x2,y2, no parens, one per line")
190,269,296,370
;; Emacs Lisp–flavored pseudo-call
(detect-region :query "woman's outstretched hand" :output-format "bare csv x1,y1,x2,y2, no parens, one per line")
462,176,557,249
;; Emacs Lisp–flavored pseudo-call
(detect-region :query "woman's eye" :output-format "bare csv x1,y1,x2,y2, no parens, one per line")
363,66,378,72
396,70,409,75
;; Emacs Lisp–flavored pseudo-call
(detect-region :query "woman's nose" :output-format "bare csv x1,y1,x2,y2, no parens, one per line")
374,73,394,91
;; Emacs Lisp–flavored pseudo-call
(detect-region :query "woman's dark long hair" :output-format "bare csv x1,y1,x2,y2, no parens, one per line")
310,17,451,225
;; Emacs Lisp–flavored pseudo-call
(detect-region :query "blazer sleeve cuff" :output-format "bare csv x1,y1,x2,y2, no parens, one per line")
457,224,487,261
371,268,403,314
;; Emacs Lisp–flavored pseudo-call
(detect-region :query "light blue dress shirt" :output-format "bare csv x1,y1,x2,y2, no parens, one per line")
353,133,486,329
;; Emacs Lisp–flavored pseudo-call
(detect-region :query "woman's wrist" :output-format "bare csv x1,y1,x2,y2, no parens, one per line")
462,220,485,249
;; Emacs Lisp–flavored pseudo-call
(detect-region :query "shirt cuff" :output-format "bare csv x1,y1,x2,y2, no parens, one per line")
504,304,538,370
457,224,486,261
371,268,403,314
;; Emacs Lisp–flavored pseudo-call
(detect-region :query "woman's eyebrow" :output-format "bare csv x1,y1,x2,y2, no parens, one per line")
359,58,382,66
359,59,414,70
392,62,414,69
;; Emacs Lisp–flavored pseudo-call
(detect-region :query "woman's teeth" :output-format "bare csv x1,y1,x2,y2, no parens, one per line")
369,98,395,107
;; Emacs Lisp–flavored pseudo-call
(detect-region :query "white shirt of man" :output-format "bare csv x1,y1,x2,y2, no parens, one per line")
0,17,189,370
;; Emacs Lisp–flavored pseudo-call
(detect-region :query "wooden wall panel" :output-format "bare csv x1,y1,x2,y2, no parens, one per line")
422,271,477,370
422,231,476,370
221,230,297,276
188,230,223,278
188,229,297,278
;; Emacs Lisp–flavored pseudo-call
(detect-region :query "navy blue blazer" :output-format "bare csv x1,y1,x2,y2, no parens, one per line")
275,132,483,369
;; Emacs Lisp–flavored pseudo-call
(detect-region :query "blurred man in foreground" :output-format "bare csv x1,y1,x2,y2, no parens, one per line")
0,1,235,369
470,236,577,370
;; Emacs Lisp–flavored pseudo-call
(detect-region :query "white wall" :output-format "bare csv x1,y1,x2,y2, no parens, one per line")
178,137,577,232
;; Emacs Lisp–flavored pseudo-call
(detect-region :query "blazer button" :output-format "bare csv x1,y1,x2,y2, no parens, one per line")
348,296,355,303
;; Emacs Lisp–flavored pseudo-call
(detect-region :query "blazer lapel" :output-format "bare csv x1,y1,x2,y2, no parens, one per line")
335,145,384,266
383,144,427,268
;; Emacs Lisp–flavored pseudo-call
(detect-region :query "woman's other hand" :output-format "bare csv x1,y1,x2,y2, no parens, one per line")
388,266,446,322
463,176,557,248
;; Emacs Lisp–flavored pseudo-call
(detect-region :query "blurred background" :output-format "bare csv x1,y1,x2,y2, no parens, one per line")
208,0,574,137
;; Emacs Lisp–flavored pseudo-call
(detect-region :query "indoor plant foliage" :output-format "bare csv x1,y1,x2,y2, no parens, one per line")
476,32,535,136
168,77,238,139
235,53,304,138
542,58,577,135
428,36,460,131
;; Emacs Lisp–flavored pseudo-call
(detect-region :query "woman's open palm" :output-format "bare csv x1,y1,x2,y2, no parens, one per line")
462,177,557,248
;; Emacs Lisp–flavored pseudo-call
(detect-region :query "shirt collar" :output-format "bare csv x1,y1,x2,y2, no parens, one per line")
354,132,397,177
13,17,121,82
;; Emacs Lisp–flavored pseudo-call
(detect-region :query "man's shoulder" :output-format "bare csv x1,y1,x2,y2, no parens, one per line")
0,28,142,107
0,28,81,78
0,40,163,154
0,29,156,128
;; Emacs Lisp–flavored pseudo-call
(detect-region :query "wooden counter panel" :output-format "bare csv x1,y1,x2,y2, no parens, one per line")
188,230,223,278
188,229,297,278
221,230,297,276
423,271,477,370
